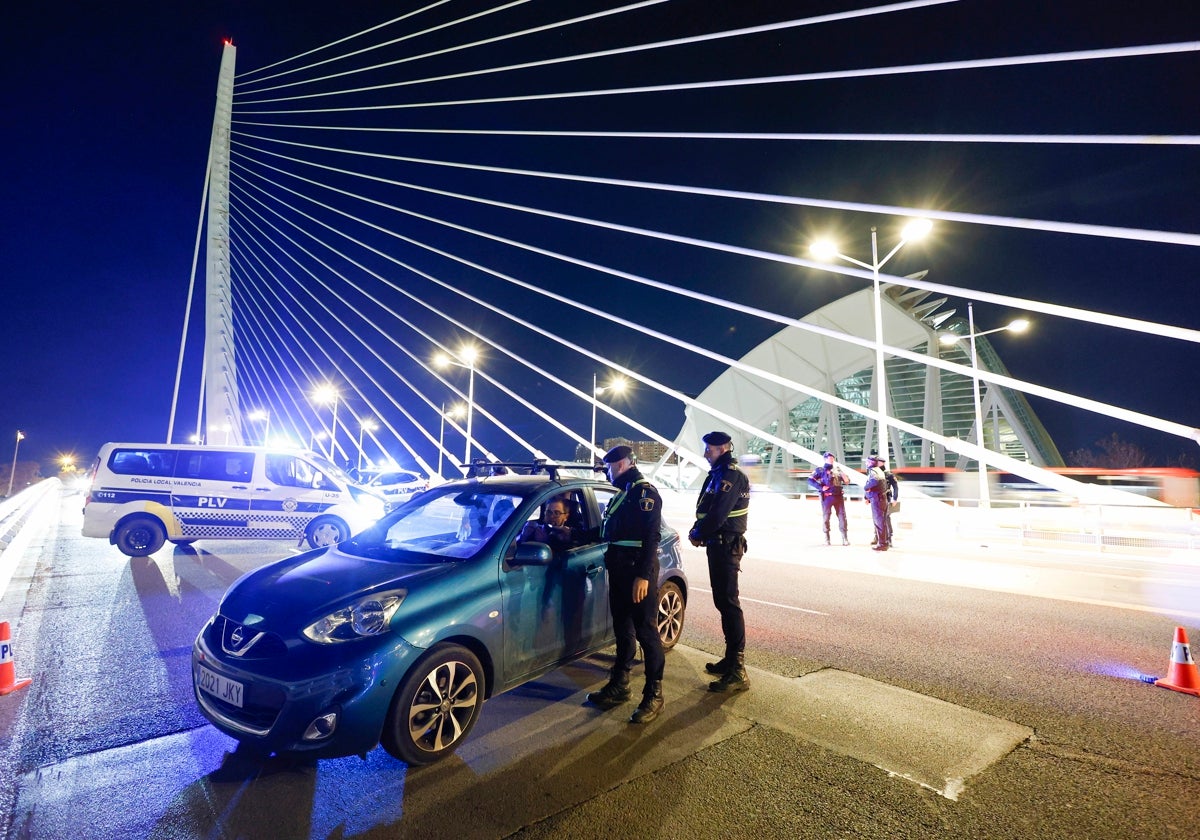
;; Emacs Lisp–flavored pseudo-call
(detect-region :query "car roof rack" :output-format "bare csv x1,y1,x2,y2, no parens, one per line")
461,459,603,481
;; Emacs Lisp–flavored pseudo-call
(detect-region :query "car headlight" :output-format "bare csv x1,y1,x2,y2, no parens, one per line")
302,591,406,644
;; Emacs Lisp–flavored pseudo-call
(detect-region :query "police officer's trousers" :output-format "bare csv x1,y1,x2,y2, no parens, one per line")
606,559,664,682
706,535,746,659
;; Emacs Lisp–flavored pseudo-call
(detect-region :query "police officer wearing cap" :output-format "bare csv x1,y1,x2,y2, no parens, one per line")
585,444,666,724
808,451,850,546
863,453,892,551
689,431,751,693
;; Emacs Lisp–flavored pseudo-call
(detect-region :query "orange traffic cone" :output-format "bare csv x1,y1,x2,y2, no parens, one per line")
1154,626,1200,698
0,621,32,696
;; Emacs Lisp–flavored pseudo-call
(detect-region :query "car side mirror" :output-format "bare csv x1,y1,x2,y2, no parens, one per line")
511,542,553,567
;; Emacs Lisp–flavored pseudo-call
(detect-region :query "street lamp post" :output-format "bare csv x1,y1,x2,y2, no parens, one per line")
309,430,328,453
248,409,271,446
435,346,479,468
810,219,932,466
437,403,465,477
940,303,1029,509
311,384,340,461
7,431,25,497
357,419,378,472
589,373,627,460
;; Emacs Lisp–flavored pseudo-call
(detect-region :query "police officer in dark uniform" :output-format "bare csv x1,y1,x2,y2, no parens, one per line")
864,453,891,551
808,451,850,546
688,431,751,693
585,445,666,724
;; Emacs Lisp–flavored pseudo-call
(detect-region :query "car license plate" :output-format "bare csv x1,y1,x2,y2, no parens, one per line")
196,663,244,708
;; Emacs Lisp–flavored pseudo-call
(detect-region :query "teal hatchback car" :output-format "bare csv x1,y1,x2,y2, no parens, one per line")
192,466,687,765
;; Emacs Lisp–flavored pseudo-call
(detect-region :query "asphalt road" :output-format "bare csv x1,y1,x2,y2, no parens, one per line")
0,486,1197,839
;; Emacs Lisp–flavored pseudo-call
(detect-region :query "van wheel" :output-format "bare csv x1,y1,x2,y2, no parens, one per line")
381,644,484,765
115,517,166,557
169,539,197,546
306,516,349,549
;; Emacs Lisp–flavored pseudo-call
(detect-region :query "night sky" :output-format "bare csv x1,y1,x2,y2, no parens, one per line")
5,0,1198,476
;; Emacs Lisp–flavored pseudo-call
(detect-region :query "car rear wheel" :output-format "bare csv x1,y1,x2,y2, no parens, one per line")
382,644,484,766
305,516,349,549
657,580,685,650
114,517,166,557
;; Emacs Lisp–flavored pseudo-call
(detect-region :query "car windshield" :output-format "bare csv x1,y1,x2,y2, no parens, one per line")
341,486,525,561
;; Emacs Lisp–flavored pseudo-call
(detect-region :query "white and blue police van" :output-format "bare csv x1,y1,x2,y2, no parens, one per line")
82,443,387,556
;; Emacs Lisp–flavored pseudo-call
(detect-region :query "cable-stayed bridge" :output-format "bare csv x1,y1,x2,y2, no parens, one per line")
167,2,1199,515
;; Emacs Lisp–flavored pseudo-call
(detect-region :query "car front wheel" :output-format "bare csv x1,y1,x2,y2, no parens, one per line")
382,644,484,766
657,580,685,650
114,517,166,557
305,516,349,549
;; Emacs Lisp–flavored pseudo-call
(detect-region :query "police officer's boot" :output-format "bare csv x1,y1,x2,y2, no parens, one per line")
708,653,749,693
629,681,663,724
704,655,732,675
586,668,632,710
824,527,831,546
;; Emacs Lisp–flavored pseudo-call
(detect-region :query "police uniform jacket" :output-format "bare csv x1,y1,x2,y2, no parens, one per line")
808,464,848,497
601,466,662,581
864,466,889,500
689,451,750,544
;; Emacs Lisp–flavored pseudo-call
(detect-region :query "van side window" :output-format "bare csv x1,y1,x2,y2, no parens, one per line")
109,449,177,477
266,454,326,489
176,451,254,483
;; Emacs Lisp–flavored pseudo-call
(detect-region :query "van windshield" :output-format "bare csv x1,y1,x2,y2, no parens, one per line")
305,452,360,487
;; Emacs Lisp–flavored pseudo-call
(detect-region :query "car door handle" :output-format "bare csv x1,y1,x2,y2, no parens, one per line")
231,485,249,490
585,564,603,578
254,487,272,492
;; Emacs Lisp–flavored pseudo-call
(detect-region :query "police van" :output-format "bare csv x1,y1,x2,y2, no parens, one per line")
82,443,388,557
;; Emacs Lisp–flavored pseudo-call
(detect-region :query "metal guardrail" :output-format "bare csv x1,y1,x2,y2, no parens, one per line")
0,479,61,555
949,500,1200,555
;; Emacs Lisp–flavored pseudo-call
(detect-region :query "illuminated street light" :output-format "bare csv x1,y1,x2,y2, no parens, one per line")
311,384,341,461
435,346,479,467
357,418,378,471
810,218,932,465
247,409,271,446
7,430,25,497
940,304,1030,509
438,403,465,477
590,374,628,460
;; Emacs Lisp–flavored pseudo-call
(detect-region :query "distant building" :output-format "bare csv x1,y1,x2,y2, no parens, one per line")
672,283,1061,492
576,438,677,465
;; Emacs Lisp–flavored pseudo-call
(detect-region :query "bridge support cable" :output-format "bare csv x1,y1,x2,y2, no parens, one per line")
233,41,1200,118
198,3,1198,491
228,156,688,464
225,139,1200,460
231,227,466,472
230,173,606,465
234,1,951,102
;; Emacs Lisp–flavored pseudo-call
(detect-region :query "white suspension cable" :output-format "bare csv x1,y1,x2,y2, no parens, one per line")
231,123,1200,147
233,131,1200,250
234,1,456,83
230,137,1200,340
229,142,1200,448
237,0,667,97
235,41,1200,115
235,0,950,102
